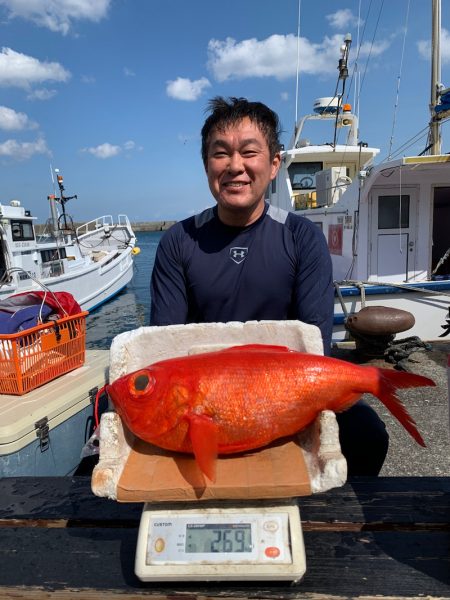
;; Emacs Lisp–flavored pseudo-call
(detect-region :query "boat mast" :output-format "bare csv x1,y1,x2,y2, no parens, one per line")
430,0,441,155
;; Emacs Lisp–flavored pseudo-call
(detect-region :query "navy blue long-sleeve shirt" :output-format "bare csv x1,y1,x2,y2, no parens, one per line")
150,202,334,354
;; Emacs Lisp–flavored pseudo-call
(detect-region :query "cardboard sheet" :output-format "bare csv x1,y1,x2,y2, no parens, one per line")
116,436,312,502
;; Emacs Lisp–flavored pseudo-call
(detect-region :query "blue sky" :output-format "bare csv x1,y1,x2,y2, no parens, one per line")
0,0,449,223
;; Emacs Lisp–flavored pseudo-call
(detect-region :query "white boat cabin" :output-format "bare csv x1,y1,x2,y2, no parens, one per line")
269,105,450,286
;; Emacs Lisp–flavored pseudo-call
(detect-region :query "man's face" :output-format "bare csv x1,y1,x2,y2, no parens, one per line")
205,117,280,226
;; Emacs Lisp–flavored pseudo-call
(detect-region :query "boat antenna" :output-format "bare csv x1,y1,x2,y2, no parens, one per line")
294,0,302,127
332,34,352,149
429,0,442,155
52,169,77,232
49,163,57,197
387,0,411,160
353,0,362,123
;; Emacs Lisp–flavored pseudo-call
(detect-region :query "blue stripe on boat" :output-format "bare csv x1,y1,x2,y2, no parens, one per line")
337,280,450,296
87,283,128,312
334,314,346,325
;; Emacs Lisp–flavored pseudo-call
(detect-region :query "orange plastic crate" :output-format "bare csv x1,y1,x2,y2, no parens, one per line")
0,311,88,395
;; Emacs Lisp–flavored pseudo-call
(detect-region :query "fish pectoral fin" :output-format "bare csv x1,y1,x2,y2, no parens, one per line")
186,414,219,482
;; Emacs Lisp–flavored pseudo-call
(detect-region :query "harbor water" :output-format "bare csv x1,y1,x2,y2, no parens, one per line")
86,230,163,349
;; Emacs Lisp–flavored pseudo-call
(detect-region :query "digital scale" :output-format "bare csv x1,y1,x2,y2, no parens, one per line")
135,501,306,582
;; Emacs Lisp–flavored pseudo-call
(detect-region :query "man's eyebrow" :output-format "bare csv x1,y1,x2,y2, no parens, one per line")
210,138,263,148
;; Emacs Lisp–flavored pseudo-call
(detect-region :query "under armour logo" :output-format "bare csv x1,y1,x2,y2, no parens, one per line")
229,247,248,264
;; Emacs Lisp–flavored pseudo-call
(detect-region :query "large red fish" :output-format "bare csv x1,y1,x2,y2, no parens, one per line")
107,344,434,481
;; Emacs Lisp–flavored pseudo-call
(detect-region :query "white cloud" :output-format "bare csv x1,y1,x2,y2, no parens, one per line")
418,28,450,64
280,91,289,101
81,140,141,159
0,0,111,35
124,67,135,77
207,33,390,82
166,77,211,101
0,137,49,160
358,38,390,58
81,75,95,84
27,88,57,101
82,142,121,159
326,9,361,29
0,47,70,89
123,140,143,151
0,106,37,130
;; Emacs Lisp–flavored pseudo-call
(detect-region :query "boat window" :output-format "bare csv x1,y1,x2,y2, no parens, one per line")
288,162,323,191
41,248,67,263
378,195,410,229
11,220,35,241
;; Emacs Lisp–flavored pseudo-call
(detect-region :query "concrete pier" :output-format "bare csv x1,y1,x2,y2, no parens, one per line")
332,339,450,477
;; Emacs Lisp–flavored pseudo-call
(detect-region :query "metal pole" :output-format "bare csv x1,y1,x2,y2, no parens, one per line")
430,0,441,155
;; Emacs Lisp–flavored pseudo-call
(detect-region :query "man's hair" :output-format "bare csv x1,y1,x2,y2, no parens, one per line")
201,96,282,165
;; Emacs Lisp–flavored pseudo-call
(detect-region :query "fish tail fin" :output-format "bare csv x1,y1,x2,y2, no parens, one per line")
374,368,435,447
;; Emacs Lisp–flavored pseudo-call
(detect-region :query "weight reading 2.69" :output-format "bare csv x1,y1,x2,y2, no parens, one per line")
185,523,252,553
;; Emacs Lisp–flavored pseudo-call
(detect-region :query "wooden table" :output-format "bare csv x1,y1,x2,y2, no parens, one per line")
0,476,448,599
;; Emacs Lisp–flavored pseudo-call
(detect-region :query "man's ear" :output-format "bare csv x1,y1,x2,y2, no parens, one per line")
271,152,281,179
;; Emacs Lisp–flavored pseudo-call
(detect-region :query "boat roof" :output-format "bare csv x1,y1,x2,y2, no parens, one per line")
0,202,35,220
283,144,379,168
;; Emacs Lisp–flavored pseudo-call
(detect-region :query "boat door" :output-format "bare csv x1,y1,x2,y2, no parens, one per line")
369,188,417,282
432,187,450,277
0,232,8,280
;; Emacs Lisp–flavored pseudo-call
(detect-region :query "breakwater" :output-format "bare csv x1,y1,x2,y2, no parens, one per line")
35,221,176,234
132,221,176,232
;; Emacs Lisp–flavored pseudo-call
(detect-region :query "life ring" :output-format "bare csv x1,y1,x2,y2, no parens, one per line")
298,176,314,189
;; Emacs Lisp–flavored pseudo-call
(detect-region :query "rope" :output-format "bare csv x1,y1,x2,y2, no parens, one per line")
334,281,349,317
432,247,450,275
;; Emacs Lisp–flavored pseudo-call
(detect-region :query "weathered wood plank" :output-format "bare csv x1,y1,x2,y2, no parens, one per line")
0,528,448,596
0,591,448,600
0,477,448,597
0,476,449,523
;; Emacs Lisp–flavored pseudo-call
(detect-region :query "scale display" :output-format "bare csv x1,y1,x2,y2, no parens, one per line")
135,503,306,582
185,522,252,553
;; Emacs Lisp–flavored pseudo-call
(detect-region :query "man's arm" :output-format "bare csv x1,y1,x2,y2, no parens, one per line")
292,220,334,355
150,226,189,325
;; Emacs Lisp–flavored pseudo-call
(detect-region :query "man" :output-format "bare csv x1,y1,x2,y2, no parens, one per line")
150,96,388,475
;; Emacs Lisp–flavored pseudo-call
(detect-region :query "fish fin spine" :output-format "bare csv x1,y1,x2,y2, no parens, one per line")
220,344,293,353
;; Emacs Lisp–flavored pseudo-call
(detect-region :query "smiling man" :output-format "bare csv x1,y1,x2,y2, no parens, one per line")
150,96,333,349
150,96,389,476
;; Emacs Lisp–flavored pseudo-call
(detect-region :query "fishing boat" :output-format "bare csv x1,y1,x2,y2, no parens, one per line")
0,169,138,312
0,167,137,476
268,3,450,344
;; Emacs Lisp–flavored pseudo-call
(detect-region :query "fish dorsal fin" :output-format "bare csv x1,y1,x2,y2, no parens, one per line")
220,344,292,353
187,414,219,482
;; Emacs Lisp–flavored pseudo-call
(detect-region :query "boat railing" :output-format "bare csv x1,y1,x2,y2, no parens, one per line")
117,214,132,228
76,215,131,238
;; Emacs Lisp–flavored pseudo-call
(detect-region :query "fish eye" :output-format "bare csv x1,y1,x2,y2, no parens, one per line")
129,370,155,397
135,374,149,391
